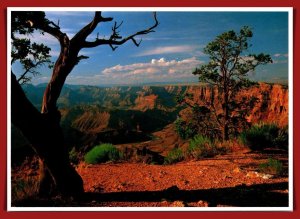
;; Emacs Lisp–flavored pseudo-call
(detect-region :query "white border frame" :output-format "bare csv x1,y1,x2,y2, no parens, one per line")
7,7,294,212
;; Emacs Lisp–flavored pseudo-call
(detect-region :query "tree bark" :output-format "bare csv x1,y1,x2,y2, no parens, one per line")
11,73,84,196
37,34,81,196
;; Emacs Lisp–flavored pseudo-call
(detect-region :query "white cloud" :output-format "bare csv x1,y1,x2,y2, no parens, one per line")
97,57,203,84
272,53,288,65
63,57,203,85
135,45,199,57
273,53,289,58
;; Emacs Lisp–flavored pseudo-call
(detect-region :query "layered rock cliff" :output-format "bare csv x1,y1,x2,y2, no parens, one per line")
174,83,288,127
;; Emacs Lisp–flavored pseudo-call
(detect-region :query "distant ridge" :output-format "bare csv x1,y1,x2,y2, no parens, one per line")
31,78,288,89
31,81,201,88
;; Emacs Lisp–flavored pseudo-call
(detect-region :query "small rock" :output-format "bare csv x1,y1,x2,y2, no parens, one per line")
246,171,273,179
171,201,186,207
246,171,260,178
197,200,209,207
260,173,273,179
233,167,241,173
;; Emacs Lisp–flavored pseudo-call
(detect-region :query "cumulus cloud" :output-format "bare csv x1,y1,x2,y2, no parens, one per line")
272,53,288,65
65,57,203,85
99,57,203,84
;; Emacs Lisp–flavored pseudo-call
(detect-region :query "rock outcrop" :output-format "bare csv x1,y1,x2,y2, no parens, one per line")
182,83,288,127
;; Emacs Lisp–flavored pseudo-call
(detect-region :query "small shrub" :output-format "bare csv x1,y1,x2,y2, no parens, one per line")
84,143,121,164
215,140,236,154
273,125,289,150
164,148,184,164
174,118,196,140
259,158,283,175
188,135,216,159
239,123,285,151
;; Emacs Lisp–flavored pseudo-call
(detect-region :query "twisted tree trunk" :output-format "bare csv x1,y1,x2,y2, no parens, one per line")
36,35,82,196
11,73,84,196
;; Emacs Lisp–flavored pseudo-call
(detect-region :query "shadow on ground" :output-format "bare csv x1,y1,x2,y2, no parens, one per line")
13,182,288,207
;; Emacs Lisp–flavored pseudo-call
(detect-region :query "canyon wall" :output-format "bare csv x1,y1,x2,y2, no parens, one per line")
175,83,288,127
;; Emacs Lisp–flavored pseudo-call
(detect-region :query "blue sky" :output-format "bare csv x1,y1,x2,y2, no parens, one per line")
12,10,290,85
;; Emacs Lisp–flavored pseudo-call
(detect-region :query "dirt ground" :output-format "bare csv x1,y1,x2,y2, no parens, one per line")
75,149,289,207
11,148,289,208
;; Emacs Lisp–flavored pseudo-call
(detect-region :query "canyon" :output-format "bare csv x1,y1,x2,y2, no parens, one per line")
12,82,289,164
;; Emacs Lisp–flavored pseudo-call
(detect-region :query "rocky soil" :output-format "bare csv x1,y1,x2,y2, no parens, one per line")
12,149,289,208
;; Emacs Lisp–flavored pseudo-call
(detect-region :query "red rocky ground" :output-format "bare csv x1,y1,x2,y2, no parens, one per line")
11,148,288,207
74,148,288,207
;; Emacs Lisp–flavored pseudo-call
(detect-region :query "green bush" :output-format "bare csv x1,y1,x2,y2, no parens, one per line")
239,123,287,151
259,158,283,175
84,143,121,164
174,118,196,140
188,135,216,159
164,148,184,164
